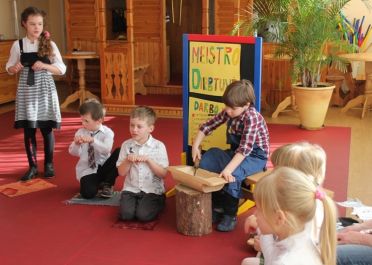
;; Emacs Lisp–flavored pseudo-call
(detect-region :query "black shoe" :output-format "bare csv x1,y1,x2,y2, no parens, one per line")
212,209,224,224
44,163,55,178
20,167,38,181
100,183,114,198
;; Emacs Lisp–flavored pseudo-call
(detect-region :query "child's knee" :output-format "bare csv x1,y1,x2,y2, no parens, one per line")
119,206,135,220
136,208,157,222
200,148,222,167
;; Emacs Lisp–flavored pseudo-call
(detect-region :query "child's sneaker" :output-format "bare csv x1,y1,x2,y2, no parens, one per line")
216,215,237,232
100,184,114,198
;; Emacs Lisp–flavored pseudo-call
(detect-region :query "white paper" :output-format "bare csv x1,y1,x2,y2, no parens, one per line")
337,198,364,208
337,198,372,221
352,206,372,221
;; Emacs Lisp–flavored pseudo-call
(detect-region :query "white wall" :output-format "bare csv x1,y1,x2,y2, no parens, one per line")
0,0,66,53
0,0,19,39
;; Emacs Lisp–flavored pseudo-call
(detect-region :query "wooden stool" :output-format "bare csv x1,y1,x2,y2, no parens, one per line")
134,64,149,95
238,169,335,215
238,169,273,215
326,75,348,107
175,184,212,236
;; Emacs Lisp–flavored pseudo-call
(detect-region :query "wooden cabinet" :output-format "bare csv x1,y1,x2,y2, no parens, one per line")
0,41,17,104
261,43,292,109
64,0,254,113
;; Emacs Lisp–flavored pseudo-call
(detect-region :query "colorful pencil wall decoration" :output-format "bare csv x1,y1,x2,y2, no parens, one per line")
340,12,371,51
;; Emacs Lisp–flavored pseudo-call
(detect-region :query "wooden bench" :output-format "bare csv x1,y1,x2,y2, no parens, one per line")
134,64,149,95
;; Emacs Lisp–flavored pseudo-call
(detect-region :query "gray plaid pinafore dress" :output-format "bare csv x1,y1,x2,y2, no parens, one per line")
14,39,61,129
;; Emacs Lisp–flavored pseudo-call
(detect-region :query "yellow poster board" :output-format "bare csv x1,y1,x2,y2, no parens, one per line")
188,97,228,150
182,34,262,165
189,42,241,96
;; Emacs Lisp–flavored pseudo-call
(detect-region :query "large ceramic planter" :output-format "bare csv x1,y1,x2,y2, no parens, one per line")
293,82,335,130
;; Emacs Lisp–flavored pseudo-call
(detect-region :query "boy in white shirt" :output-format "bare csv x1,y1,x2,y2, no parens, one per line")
69,99,120,199
116,106,169,222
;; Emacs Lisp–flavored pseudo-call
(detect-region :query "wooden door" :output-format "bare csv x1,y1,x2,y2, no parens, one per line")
214,0,252,35
64,0,100,52
132,0,166,86
166,0,202,84
64,0,101,94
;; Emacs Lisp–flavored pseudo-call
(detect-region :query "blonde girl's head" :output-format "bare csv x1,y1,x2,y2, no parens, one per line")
21,6,53,58
270,141,326,186
254,167,337,265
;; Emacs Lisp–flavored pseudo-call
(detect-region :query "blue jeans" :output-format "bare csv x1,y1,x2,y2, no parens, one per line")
199,145,267,199
337,244,372,265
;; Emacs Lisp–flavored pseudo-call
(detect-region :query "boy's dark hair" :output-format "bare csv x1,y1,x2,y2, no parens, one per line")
21,6,52,57
79,99,106,121
130,106,156,125
222,79,256,107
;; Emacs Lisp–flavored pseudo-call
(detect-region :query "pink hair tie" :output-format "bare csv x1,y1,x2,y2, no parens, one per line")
315,187,325,200
44,31,50,39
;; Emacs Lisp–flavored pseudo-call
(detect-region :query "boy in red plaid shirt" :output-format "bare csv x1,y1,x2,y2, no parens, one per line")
192,79,270,232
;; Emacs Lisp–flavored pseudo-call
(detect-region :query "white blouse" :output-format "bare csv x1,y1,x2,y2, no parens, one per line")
260,229,323,265
6,37,66,75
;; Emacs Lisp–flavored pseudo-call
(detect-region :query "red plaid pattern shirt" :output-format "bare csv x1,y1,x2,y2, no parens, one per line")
199,106,270,157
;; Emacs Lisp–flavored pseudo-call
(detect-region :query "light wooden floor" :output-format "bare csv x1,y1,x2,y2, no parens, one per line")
1,100,371,207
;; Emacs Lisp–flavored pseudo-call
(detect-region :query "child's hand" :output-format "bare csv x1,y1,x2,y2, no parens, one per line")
134,155,149,162
219,169,235,182
127,154,136,163
78,135,94,143
127,154,148,163
339,223,363,233
9,62,24,74
74,135,84,145
32,61,46,71
192,145,201,162
252,236,261,252
337,231,366,245
244,214,258,234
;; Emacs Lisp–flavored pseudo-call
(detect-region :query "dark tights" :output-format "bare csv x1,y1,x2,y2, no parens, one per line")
24,127,54,168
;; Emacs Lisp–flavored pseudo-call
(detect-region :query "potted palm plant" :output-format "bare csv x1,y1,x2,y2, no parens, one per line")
278,0,356,130
233,0,357,129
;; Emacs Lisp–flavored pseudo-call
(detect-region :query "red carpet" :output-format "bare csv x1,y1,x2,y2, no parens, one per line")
0,111,350,265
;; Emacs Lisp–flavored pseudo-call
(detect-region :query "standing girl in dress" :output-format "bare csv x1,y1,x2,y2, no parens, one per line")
6,6,66,181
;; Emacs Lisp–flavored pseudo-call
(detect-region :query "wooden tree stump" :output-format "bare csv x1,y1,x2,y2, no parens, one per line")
175,184,212,236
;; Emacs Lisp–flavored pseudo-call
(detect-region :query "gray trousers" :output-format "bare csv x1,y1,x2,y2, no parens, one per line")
119,191,165,222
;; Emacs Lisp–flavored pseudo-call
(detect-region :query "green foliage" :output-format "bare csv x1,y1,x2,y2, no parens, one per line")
232,0,290,42
233,0,358,87
277,0,354,87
